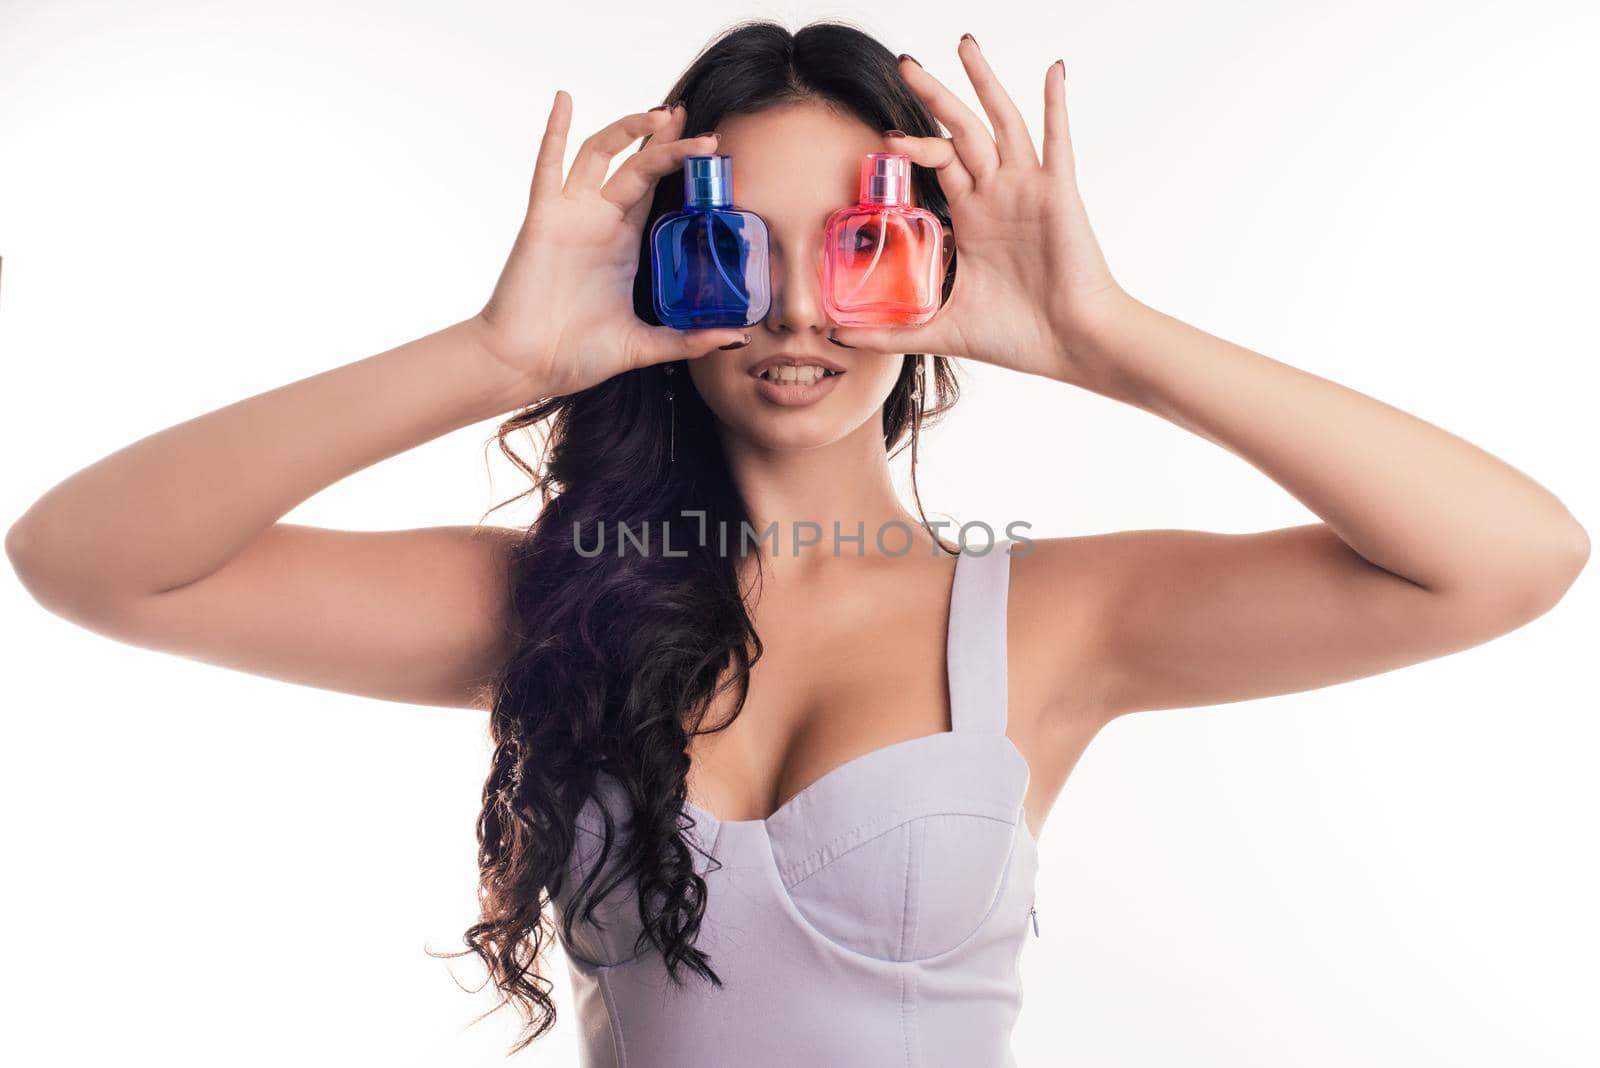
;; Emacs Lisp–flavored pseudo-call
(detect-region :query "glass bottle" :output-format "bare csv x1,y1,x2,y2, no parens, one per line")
649,154,772,329
821,153,944,326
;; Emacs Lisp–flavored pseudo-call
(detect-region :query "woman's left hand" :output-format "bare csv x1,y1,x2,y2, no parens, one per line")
827,38,1132,385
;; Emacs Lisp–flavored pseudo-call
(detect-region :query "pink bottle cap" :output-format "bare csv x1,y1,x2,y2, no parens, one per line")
859,153,912,206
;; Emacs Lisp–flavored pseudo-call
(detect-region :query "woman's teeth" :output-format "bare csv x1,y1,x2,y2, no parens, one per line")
758,365,838,385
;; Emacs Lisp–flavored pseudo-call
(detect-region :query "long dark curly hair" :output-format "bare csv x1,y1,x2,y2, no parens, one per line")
430,18,965,1053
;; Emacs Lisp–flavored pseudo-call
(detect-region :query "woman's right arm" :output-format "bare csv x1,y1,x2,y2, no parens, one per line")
5,91,746,711
6,319,535,710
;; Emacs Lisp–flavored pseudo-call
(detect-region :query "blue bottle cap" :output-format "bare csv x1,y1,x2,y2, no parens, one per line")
683,154,733,209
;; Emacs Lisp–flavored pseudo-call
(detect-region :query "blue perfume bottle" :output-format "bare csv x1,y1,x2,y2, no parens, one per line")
649,154,771,329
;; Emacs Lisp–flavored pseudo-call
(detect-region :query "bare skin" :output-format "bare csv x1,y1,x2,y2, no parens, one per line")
6,41,1588,849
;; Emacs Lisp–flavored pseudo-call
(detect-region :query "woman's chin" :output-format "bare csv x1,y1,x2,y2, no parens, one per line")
718,409,869,454
741,423,851,453
694,375,894,455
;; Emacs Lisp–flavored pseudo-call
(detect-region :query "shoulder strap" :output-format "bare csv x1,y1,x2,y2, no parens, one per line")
947,538,1013,736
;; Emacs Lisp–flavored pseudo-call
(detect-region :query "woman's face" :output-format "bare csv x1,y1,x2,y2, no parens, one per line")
683,100,947,454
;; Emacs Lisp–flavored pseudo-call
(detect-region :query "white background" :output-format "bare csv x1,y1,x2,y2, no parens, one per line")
3,1,1596,1064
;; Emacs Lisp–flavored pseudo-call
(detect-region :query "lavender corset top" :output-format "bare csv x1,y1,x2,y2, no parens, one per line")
551,540,1039,1067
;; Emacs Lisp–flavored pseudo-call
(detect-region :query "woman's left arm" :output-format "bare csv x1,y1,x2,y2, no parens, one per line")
1025,286,1589,719
1055,290,1590,601
832,38,1588,722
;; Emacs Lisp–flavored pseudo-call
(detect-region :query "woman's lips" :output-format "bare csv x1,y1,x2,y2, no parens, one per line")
745,353,848,377
750,366,845,407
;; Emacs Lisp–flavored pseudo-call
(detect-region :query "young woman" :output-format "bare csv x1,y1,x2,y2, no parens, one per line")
6,19,1587,1066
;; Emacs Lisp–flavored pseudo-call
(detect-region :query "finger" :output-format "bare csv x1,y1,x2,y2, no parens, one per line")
1041,58,1077,181
626,322,752,371
618,102,688,229
956,35,1040,170
897,54,1001,184
881,131,974,201
825,316,956,360
564,107,681,198
530,89,573,207
608,125,722,225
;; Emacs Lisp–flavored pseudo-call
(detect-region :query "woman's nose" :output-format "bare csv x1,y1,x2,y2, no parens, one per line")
762,245,831,335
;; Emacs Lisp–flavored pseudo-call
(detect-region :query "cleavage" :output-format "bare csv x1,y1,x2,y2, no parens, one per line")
686,554,959,824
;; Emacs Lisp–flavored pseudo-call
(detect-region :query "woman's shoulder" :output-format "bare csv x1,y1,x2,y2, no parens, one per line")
1001,532,1126,729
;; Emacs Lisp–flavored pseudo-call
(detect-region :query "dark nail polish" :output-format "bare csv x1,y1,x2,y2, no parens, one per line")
961,33,978,49
898,53,921,68
648,104,671,112
719,336,751,350
884,129,906,138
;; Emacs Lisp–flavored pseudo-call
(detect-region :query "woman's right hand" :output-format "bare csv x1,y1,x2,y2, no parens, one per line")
471,92,752,402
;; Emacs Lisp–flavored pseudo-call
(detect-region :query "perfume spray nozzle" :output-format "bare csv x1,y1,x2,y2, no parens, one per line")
684,154,733,209
860,153,912,206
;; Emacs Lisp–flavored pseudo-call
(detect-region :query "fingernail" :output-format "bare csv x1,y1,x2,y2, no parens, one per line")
961,33,979,50
648,104,671,112
884,129,906,138
898,53,921,68
719,335,751,350
696,130,718,139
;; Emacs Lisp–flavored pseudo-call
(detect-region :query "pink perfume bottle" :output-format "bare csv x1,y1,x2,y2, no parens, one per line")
821,153,944,327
